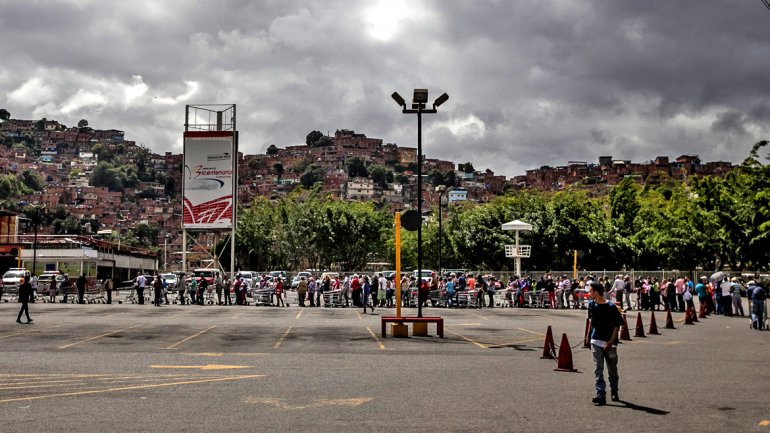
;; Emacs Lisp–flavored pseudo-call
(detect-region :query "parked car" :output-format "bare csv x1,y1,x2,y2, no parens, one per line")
190,268,220,285
291,271,313,289
2,268,29,289
160,273,178,290
412,269,435,283
268,270,287,281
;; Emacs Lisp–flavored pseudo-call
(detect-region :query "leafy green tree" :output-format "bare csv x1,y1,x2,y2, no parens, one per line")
347,157,368,178
305,131,323,147
21,170,44,191
368,165,392,188
0,108,10,121
428,169,445,186
459,162,475,174
266,144,279,155
92,162,124,191
78,119,89,129
273,163,284,181
300,165,325,189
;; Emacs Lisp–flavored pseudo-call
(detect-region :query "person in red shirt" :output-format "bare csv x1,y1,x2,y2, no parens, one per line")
274,278,284,307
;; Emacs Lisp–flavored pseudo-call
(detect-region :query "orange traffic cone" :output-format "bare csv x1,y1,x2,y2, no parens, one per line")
634,312,646,337
620,313,632,341
541,325,556,359
583,318,591,348
665,310,676,329
554,333,577,372
649,311,660,335
684,307,694,325
698,303,706,319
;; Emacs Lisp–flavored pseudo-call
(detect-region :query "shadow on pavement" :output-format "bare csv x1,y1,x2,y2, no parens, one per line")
614,400,669,415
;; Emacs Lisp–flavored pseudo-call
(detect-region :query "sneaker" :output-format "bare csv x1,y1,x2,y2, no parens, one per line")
26,319,33,324
611,392,619,402
592,395,606,406
16,319,22,324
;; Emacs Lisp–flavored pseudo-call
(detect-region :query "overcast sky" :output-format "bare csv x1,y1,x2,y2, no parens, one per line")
2,0,769,177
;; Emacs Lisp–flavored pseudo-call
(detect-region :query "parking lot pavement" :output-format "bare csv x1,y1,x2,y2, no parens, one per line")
0,302,768,433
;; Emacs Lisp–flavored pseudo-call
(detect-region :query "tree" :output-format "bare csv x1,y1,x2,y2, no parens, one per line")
394,173,410,184
273,163,284,181
428,169,445,186
459,162,475,174
300,165,325,189
266,144,279,155
306,131,324,147
368,165,393,188
21,170,44,191
316,136,333,147
78,119,89,129
0,108,10,121
91,162,124,191
347,157,368,178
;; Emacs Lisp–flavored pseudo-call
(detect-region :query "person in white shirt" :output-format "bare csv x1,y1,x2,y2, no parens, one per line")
136,273,147,305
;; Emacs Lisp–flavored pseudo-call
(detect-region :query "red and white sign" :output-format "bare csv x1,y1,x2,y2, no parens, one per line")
183,131,235,229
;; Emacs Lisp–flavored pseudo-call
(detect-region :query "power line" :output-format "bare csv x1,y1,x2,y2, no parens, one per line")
763,0,770,11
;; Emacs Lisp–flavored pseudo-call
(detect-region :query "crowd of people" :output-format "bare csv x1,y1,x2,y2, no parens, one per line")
6,268,766,330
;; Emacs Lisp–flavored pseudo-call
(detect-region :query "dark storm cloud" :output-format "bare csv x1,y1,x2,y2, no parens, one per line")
1,0,769,177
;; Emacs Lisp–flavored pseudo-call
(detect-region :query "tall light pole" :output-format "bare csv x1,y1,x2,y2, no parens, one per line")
436,185,447,275
392,89,448,318
26,204,46,277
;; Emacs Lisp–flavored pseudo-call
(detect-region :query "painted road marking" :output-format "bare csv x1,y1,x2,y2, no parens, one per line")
445,328,487,349
150,365,253,370
245,397,372,410
355,311,363,320
468,312,490,321
273,325,293,349
759,420,770,427
0,374,263,405
180,352,268,357
164,325,217,350
365,326,386,350
58,324,142,349
296,309,304,320
458,323,482,326
517,327,546,337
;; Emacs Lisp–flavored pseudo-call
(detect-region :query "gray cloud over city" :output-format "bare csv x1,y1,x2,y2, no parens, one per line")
2,0,769,177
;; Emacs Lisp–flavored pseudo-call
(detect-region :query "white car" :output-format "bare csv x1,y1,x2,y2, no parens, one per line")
2,268,28,289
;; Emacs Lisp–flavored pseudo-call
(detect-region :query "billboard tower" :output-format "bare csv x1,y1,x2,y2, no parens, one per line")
182,104,237,279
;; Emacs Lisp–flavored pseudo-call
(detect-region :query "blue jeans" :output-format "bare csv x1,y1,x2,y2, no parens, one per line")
591,344,619,397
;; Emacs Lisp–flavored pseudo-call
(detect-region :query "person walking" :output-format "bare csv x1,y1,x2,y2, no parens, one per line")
487,276,496,308
584,281,624,406
307,277,316,307
16,276,33,324
136,273,147,305
153,275,163,306
48,276,58,303
747,281,765,330
105,277,113,305
363,275,374,313
730,278,745,317
215,273,223,305
76,274,87,304
294,277,304,307
178,274,187,305
188,277,197,305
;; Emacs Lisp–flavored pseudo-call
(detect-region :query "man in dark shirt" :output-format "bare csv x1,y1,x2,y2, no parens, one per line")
17,275,33,324
585,282,624,406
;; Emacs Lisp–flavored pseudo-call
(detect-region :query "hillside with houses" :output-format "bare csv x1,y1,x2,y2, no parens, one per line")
0,115,735,257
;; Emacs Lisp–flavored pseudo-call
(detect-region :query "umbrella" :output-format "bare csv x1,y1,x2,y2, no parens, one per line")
710,271,728,282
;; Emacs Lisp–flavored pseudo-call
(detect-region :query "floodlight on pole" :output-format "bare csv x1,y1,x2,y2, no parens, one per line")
391,88,448,318
391,92,406,107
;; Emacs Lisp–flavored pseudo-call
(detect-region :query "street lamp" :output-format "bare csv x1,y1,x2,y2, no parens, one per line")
164,232,172,272
392,89,449,318
25,204,46,277
435,185,448,275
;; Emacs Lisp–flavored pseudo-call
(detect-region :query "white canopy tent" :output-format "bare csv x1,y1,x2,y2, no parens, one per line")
502,219,533,277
